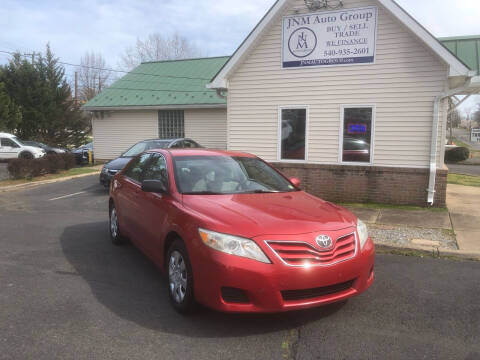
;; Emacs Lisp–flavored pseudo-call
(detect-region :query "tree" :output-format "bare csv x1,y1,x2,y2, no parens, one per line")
119,32,201,70
77,52,112,101
0,45,90,147
0,81,22,132
472,103,480,128
447,97,461,142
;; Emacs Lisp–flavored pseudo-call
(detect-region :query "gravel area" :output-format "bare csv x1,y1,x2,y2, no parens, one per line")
369,224,458,250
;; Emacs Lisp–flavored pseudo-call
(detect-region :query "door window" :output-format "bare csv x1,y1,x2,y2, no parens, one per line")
183,140,199,148
1,138,20,148
143,154,168,186
123,153,152,182
169,141,184,149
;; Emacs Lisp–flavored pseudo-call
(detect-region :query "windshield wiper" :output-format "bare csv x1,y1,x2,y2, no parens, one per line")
245,190,280,194
182,191,222,195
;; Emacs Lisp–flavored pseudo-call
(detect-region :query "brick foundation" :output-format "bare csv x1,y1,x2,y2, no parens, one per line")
270,163,448,208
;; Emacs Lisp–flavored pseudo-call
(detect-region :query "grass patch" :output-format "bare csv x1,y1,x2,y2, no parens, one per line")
340,202,447,212
0,166,100,187
448,173,480,187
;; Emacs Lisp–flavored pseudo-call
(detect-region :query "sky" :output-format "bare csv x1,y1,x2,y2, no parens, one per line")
1,0,479,107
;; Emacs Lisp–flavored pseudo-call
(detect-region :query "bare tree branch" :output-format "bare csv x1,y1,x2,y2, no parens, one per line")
78,52,112,101
118,32,201,71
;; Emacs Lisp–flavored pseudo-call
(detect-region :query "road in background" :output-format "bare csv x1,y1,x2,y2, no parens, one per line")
448,164,480,176
0,176,479,360
452,127,480,150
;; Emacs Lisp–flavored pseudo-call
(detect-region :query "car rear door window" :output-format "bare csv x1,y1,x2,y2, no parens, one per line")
123,153,152,182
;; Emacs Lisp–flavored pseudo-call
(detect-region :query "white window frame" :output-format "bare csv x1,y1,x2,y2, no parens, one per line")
338,105,376,166
277,105,309,163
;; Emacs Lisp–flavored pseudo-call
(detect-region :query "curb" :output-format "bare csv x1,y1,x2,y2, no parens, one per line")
375,242,480,261
0,171,101,192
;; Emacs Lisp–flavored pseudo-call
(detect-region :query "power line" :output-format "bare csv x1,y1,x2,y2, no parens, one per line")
0,50,213,82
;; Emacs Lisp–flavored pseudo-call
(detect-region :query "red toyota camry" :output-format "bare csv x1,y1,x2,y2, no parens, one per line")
109,149,375,313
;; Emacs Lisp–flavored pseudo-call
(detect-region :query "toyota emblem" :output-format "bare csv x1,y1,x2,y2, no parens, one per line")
316,235,333,249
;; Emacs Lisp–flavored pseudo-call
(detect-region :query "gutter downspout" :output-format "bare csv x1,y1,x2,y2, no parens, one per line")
427,79,472,205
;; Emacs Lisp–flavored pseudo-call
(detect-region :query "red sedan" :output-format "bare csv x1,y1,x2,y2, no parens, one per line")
109,149,375,313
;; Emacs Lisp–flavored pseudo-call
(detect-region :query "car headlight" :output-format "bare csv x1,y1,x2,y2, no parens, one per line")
198,228,270,263
357,219,369,250
102,167,108,174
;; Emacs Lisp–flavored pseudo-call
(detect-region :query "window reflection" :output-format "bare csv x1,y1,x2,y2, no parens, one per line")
342,108,373,163
281,108,306,160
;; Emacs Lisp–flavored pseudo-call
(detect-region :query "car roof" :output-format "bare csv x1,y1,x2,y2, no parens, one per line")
151,148,256,158
0,132,16,138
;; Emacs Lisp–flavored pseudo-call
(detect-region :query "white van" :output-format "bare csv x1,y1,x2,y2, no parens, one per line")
0,133,46,159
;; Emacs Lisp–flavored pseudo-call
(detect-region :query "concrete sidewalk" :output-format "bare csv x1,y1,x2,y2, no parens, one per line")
447,184,480,252
346,183,480,258
347,206,456,250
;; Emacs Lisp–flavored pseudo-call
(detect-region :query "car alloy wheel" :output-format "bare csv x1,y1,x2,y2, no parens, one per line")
166,240,196,313
109,204,125,245
110,208,118,239
169,251,188,304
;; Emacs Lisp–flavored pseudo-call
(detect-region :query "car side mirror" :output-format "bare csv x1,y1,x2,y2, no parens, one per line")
289,177,301,188
141,180,167,194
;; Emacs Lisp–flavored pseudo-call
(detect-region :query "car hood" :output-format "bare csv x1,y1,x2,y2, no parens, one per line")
182,191,357,238
23,146,44,153
104,157,132,170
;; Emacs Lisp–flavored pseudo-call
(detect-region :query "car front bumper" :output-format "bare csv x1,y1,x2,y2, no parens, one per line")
99,170,118,186
190,234,375,313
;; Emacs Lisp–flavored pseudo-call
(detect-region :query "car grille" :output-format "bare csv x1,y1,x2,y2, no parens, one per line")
265,232,357,267
281,279,356,301
108,169,119,176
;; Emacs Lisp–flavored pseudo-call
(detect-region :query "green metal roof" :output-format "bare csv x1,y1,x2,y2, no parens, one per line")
83,56,230,109
439,35,480,74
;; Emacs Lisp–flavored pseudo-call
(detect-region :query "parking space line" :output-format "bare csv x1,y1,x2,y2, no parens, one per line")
49,191,86,201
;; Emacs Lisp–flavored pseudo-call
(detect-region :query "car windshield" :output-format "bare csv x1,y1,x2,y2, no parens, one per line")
174,155,297,195
122,140,170,157
25,141,45,148
13,137,25,145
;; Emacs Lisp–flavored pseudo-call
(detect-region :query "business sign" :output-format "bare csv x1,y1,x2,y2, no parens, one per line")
282,6,378,68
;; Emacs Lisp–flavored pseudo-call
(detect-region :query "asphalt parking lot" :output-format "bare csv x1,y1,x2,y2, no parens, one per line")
0,175,479,360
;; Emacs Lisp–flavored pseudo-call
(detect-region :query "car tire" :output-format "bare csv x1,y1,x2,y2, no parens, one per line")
109,203,125,246
19,152,33,159
166,239,196,314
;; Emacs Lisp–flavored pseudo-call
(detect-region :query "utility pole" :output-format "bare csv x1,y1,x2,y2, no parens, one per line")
74,71,78,105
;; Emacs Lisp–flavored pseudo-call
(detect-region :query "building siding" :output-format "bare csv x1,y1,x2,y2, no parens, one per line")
92,108,227,160
92,110,157,160
227,0,449,169
184,108,227,149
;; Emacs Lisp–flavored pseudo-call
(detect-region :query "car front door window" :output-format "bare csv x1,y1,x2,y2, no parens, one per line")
123,153,152,183
143,154,168,186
